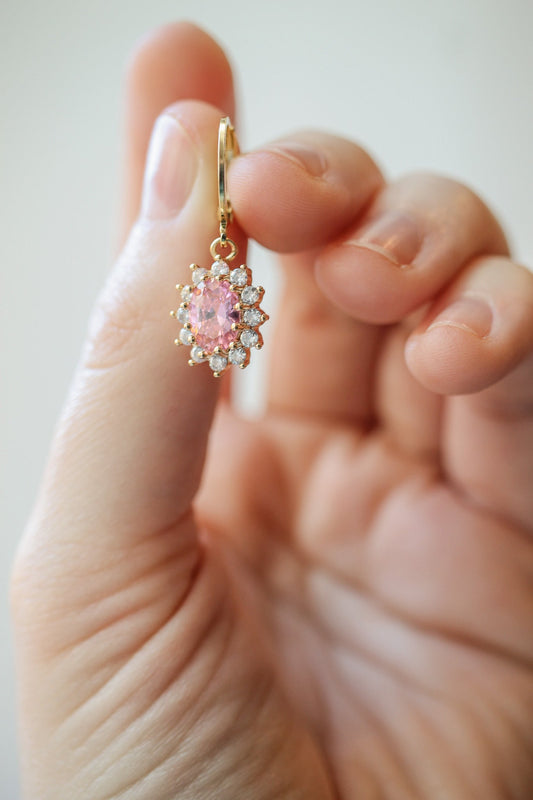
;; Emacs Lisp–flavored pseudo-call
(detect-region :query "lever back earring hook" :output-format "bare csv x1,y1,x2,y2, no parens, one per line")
217,116,239,245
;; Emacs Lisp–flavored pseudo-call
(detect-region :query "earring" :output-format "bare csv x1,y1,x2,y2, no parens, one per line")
171,116,268,377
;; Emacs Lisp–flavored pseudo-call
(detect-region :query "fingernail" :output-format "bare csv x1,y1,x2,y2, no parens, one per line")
352,211,423,266
141,115,198,219
427,294,493,338
266,141,327,177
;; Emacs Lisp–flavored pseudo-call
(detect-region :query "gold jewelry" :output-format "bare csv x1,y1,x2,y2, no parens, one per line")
171,116,268,377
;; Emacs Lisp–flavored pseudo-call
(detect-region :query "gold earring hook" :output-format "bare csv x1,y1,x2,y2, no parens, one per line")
217,116,239,246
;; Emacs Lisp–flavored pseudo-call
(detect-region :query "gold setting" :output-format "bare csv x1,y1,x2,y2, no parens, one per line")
171,261,268,377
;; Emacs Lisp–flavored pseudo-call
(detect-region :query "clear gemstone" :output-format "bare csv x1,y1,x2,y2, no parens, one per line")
191,345,205,363
230,267,247,287
192,268,208,285
179,327,193,345
241,286,260,305
181,285,192,301
177,307,189,323
228,347,247,366
188,278,240,352
209,354,228,373
240,329,259,348
211,260,229,276
243,308,262,327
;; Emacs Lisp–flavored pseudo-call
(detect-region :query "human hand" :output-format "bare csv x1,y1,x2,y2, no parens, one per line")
12,22,533,800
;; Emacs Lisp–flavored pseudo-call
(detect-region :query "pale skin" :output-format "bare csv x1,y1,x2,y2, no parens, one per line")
11,21,533,800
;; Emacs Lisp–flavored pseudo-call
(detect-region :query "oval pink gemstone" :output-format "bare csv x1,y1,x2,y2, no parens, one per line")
188,278,240,353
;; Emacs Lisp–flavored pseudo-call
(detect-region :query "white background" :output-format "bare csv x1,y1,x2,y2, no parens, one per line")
1,0,532,794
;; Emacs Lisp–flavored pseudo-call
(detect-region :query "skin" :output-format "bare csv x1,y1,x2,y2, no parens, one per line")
11,21,533,800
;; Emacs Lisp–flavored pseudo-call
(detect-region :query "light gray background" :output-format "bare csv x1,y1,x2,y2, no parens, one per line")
1,0,532,795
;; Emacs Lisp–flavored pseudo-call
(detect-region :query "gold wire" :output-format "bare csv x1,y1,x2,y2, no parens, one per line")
217,116,239,251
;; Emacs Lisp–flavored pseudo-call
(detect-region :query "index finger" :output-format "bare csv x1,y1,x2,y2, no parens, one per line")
228,131,384,422
229,131,384,252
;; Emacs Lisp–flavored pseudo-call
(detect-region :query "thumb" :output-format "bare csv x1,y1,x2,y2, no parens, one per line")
23,100,246,557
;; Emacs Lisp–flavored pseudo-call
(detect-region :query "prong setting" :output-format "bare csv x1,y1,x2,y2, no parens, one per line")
171,260,267,374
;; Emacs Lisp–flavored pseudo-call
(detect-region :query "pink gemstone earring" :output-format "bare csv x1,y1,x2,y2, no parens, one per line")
171,116,268,377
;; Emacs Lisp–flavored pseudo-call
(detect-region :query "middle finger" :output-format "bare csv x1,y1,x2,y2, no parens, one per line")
316,172,509,325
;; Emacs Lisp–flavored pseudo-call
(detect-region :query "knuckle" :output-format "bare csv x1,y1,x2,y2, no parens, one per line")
83,280,146,372
393,171,509,253
81,223,157,372
401,170,485,209
9,547,38,624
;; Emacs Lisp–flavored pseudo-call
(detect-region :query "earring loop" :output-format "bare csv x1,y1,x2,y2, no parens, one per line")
217,116,239,243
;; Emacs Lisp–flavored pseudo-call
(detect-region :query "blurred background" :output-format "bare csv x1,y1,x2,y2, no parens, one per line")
1,0,532,794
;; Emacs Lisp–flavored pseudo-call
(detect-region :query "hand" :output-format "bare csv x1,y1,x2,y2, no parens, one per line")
12,22,533,800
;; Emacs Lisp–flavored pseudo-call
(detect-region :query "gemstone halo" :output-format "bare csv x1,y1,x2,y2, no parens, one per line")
171,259,268,376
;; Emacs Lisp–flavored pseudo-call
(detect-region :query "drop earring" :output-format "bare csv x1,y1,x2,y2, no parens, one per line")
171,116,268,377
